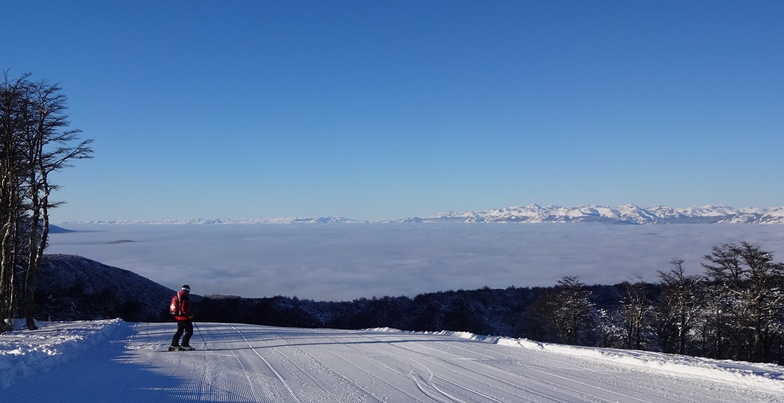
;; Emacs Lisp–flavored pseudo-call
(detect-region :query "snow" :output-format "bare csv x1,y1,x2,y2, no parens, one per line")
422,204,783,224
59,204,784,225
2,320,783,402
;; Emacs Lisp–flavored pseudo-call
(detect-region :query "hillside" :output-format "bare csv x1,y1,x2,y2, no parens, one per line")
33,254,538,333
35,254,175,322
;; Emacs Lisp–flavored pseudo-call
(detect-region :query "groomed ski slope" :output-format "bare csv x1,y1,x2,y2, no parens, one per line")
2,320,783,402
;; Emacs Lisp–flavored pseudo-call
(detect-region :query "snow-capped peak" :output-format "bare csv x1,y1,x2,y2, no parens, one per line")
417,204,784,224
60,205,784,225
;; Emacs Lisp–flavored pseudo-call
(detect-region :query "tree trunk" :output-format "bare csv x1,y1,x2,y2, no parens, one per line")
24,204,40,331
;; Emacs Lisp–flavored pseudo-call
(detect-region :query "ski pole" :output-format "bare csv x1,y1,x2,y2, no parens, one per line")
193,321,208,350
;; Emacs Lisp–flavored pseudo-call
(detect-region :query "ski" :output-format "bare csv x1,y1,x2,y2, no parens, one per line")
167,346,196,351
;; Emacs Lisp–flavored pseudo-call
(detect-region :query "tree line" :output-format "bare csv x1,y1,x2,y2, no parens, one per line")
193,241,784,364
530,241,784,363
0,72,92,332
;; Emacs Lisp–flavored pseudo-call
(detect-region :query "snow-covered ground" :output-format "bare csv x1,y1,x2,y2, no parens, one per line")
2,320,782,402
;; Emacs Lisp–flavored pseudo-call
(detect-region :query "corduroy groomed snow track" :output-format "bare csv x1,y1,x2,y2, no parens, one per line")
3,320,783,402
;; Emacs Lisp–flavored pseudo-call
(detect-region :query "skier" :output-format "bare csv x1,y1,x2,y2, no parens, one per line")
170,284,195,351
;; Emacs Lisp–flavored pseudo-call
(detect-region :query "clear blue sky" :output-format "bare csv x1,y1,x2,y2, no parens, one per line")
3,1,783,222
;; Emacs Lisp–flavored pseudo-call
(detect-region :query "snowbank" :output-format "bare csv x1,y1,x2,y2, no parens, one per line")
368,327,784,394
0,319,123,389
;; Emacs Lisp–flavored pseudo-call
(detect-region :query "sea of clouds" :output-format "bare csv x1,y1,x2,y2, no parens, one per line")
46,223,784,301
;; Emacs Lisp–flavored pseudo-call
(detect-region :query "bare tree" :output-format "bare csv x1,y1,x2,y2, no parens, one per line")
529,276,595,345
0,72,91,331
0,73,30,330
655,258,702,355
22,80,92,330
698,281,732,359
619,279,653,350
702,242,784,362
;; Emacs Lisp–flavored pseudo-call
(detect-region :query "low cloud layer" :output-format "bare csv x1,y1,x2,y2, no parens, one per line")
47,224,784,301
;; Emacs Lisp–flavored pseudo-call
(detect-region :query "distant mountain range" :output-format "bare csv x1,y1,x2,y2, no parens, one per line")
407,204,784,224
61,204,784,225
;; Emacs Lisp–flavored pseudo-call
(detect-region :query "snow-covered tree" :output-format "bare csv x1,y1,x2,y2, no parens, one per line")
619,279,654,350
528,276,595,345
655,258,702,355
702,242,784,362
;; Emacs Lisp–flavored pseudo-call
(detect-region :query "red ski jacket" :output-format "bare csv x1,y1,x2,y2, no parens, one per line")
173,290,192,321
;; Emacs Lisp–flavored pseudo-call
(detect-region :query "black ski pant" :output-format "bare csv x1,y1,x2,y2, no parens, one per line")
171,319,194,347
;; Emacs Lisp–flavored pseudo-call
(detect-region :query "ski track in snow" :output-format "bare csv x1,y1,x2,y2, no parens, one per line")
2,320,783,402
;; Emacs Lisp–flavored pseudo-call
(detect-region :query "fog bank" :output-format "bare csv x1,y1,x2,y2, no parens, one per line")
47,223,784,301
